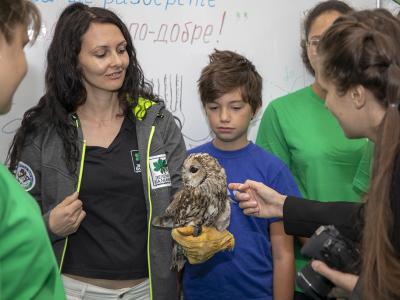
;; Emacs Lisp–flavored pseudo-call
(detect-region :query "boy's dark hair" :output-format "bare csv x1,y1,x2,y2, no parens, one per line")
301,0,353,76
0,0,41,43
198,49,262,114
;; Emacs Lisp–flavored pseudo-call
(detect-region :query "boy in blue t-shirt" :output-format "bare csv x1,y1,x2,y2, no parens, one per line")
174,50,300,300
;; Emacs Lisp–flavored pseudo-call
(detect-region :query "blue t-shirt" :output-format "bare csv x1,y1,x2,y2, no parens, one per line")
183,142,300,300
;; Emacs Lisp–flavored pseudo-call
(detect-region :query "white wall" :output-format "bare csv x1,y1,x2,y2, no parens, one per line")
380,0,400,13
0,0,377,161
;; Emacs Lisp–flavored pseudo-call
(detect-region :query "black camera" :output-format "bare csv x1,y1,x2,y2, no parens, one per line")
296,225,360,300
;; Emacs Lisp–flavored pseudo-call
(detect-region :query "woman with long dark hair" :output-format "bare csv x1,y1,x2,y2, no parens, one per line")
8,3,186,300
230,9,400,300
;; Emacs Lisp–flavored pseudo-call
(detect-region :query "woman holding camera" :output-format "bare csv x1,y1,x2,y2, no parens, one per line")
230,9,400,300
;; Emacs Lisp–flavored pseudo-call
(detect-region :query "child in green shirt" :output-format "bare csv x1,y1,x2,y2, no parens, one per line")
0,1,65,299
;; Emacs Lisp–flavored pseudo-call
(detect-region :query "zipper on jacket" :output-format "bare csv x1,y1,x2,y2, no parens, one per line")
59,118,87,273
146,126,155,300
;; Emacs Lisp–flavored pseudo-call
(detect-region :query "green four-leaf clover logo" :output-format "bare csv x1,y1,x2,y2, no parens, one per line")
153,159,168,174
135,152,140,161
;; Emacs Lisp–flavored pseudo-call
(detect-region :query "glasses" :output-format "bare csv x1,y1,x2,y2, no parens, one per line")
307,37,320,56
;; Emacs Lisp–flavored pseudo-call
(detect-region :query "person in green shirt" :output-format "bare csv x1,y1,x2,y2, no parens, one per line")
0,1,65,299
256,1,372,299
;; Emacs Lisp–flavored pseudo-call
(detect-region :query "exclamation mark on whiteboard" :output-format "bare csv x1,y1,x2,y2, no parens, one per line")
217,11,226,43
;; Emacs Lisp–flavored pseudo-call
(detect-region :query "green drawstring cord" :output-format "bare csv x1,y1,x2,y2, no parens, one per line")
146,126,155,300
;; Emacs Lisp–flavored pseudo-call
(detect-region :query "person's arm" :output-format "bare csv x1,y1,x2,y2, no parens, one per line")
283,196,362,241
17,137,85,239
270,221,295,300
229,180,363,241
158,108,187,195
15,137,61,238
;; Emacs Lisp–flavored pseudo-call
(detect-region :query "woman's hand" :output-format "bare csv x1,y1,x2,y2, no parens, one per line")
48,192,86,237
311,260,358,292
228,180,287,218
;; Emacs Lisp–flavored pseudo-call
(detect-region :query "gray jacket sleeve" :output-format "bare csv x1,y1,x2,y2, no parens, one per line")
157,109,187,196
17,137,64,243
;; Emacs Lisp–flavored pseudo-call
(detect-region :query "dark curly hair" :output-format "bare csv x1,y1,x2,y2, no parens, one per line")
7,3,157,173
300,0,353,76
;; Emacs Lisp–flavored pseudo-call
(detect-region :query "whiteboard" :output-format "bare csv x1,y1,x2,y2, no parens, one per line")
380,0,400,12
0,0,377,162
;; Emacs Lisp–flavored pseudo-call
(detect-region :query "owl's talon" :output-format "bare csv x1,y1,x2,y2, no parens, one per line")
193,225,202,236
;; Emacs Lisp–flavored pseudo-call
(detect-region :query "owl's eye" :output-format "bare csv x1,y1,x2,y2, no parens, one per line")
189,166,199,173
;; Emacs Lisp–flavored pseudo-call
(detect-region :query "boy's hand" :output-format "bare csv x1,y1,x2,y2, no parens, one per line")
172,226,235,264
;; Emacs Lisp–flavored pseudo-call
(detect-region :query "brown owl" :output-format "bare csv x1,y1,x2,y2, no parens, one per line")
152,152,231,271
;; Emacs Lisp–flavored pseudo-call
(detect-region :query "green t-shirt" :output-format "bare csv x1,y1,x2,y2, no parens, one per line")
0,164,65,299
256,86,372,291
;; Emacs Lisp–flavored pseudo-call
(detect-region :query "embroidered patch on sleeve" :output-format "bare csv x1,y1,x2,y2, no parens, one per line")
149,154,171,189
15,161,36,191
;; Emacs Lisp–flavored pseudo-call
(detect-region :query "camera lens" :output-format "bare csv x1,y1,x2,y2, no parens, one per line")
296,263,333,300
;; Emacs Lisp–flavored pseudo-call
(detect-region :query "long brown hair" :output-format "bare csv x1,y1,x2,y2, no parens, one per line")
7,3,157,173
319,10,400,299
